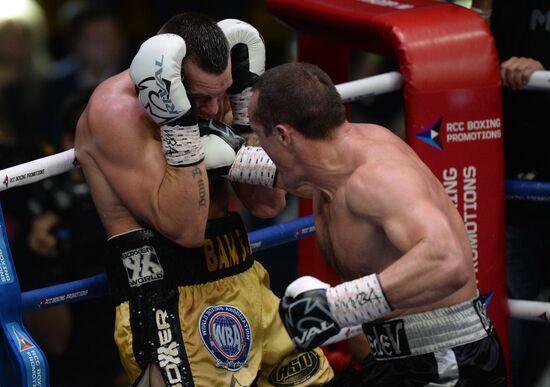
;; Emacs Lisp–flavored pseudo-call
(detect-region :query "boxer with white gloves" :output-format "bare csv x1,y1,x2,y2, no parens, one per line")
76,13,333,387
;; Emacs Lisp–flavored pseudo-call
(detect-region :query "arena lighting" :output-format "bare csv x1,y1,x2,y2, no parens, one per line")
0,0,30,20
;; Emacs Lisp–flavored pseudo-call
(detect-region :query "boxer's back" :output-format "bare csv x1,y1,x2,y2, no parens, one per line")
75,70,152,238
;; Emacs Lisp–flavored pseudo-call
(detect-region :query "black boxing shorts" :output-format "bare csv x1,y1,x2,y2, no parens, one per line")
334,295,508,386
104,212,334,387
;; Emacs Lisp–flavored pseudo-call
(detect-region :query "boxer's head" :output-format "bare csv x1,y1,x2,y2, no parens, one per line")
158,12,231,119
250,62,345,140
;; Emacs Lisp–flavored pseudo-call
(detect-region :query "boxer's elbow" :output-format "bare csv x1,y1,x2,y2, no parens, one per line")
440,252,471,292
175,227,206,248
248,200,286,218
243,189,286,218
155,214,207,248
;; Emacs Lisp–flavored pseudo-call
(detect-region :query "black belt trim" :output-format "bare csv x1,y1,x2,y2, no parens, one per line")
105,212,253,304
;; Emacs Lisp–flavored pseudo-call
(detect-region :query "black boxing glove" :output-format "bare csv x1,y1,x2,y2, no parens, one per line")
200,119,277,188
200,118,245,175
279,276,341,351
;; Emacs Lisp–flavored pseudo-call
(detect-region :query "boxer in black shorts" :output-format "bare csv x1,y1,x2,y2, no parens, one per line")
249,62,508,386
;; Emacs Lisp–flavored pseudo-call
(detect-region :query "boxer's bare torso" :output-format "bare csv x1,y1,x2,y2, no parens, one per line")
76,70,284,248
311,123,477,318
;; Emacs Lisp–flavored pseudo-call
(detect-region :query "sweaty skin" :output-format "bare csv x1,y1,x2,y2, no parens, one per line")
249,91,477,320
76,64,285,387
75,70,210,247
75,65,284,248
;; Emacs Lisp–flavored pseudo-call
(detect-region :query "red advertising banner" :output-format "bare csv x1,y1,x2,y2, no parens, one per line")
267,0,508,366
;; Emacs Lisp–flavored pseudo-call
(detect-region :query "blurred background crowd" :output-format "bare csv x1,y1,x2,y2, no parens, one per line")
0,0,548,386
0,1,298,385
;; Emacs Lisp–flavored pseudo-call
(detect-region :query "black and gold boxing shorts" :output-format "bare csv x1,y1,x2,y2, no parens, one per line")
104,212,333,386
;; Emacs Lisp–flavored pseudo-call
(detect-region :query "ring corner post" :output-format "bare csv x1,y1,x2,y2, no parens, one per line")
0,201,50,386
267,0,508,372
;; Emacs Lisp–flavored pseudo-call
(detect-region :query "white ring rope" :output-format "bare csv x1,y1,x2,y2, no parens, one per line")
0,149,77,192
0,73,547,329
508,299,550,323
336,71,404,102
523,70,550,91
0,74,404,193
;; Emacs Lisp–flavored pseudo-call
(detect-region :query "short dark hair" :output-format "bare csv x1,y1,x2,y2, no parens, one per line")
158,12,228,74
251,62,345,139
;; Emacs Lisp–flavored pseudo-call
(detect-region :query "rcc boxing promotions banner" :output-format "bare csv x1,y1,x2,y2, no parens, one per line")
267,0,508,363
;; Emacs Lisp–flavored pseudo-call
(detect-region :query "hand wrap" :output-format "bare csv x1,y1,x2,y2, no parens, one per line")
327,274,392,327
228,146,277,188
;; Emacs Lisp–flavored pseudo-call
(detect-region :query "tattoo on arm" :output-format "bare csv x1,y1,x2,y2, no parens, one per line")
192,166,207,208
198,178,207,208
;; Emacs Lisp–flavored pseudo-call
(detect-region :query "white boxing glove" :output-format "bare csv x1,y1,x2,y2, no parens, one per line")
199,118,244,175
129,34,203,166
285,276,330,298
198,118,277,187
217,19,265,132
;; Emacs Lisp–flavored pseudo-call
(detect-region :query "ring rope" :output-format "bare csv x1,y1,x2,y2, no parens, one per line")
523,70,550,90
21,215,316,312
505,179,550,203
0,149,77,192
1,75,550,387
16,214,550,323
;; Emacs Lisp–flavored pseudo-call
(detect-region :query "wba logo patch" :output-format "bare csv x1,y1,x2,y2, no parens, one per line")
199,305,252,371
121,245,164,287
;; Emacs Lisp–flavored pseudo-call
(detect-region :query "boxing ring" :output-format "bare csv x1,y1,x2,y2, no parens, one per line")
1,67,550,384
2,0,550,382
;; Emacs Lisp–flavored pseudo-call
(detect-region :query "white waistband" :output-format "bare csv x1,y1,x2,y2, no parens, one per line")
364,296,492,359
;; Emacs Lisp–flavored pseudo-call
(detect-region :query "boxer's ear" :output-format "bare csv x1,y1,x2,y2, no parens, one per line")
274,124,292,146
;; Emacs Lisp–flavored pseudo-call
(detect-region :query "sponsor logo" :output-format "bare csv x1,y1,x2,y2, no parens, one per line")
364,320,411,358
8,324,46,386
155,309,184,387
122,245,164,287
15,329,35,352
474,298,493,334
3,169,46,187
38,290,89,307
0,242,14,284
442,166,480,278
135,55,179,125
416,117,443,150
418,116,503,151
283,298,337,350
203,228,250,273
268,351,321,386
199,305,252,371
295,225,316,238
